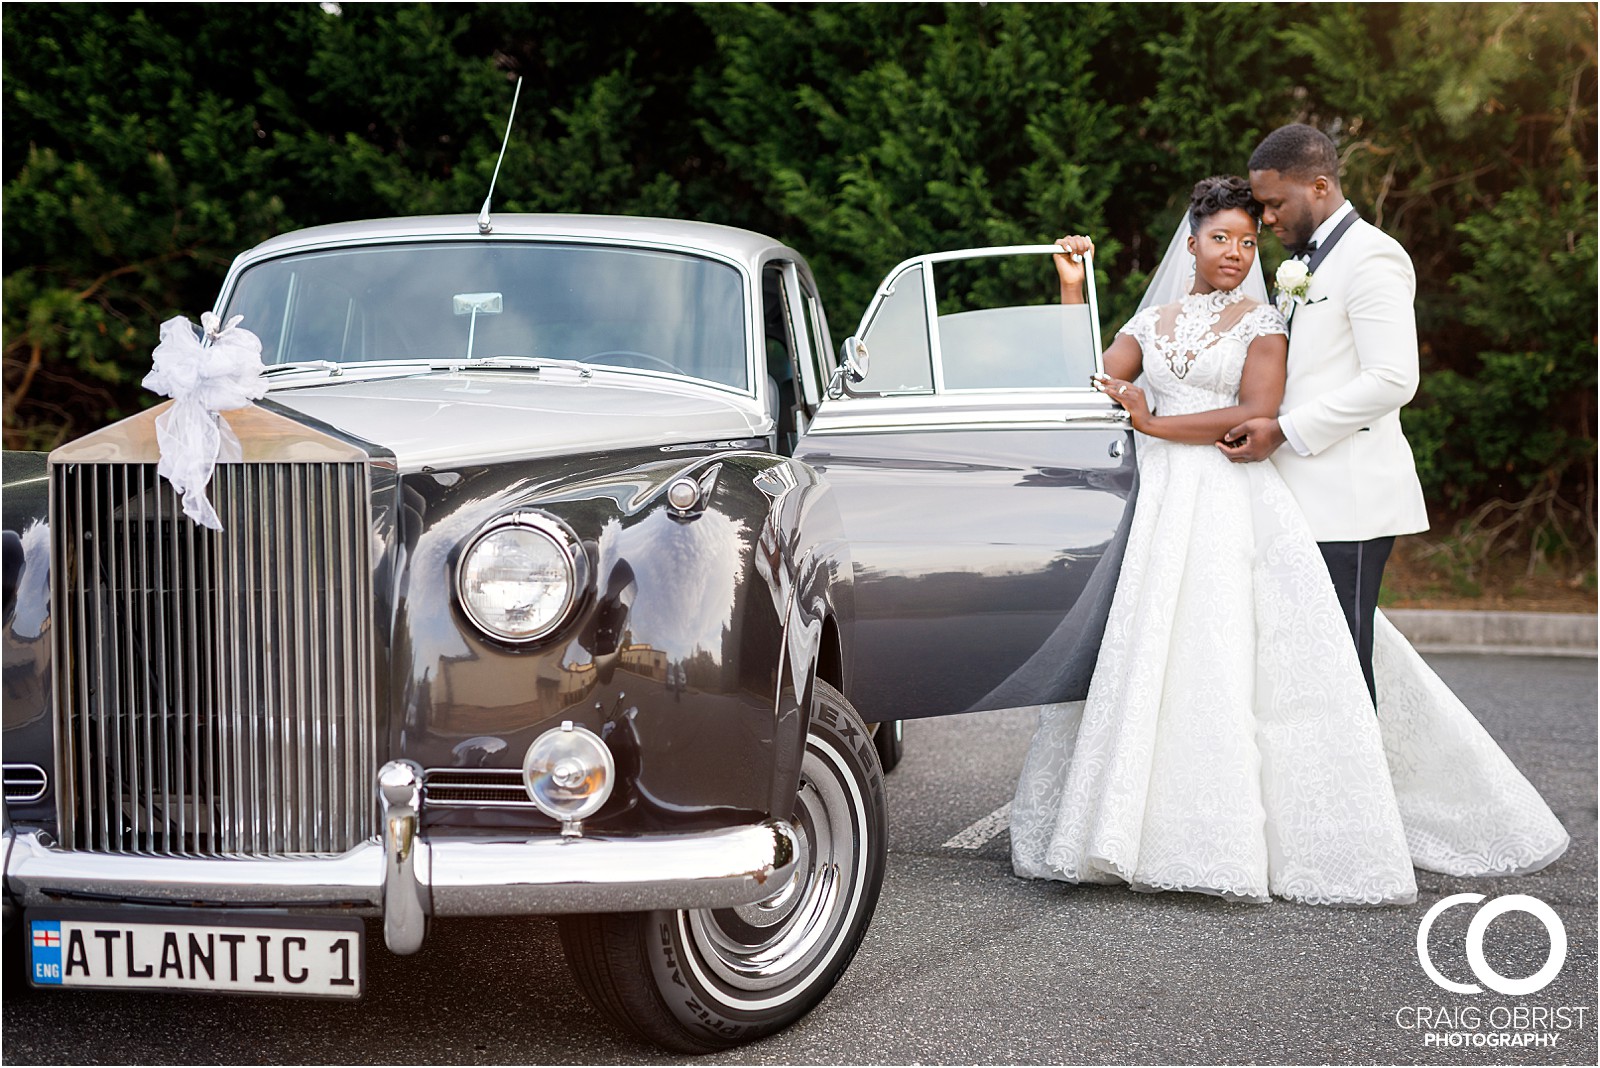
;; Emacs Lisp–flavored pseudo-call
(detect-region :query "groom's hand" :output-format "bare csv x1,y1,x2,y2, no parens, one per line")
1218,417,1285,463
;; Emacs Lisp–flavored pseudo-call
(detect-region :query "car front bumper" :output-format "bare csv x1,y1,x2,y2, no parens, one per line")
3,761,799,954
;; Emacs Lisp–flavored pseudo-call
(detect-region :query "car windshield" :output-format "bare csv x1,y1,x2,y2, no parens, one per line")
856,251,1099,394
223,241,750,391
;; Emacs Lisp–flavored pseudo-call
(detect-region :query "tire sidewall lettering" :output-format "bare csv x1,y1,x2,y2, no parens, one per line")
815,692,880,788
646,922,759,1042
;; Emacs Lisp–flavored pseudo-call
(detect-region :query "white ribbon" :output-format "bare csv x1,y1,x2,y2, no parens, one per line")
141,311,268,531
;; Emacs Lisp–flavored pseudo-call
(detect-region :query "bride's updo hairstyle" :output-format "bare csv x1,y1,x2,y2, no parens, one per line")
1188,176,1263,233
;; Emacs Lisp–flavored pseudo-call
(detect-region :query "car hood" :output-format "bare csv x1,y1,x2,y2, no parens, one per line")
268,371,767,471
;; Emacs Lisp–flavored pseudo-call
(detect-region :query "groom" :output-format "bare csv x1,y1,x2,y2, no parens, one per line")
1221,123,1429,703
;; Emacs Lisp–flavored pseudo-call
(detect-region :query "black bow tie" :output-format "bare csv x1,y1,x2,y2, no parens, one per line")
1290,238,1319,261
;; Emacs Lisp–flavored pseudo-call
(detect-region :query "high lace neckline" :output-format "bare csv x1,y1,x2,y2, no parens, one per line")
1145,284,1256,383
1182,286,1247,313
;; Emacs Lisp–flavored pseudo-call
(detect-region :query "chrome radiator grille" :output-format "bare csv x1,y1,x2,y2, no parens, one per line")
51,461,376,857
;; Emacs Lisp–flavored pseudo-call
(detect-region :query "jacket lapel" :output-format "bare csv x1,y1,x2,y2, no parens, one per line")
1285,211,1361,338
1308,211,1360,273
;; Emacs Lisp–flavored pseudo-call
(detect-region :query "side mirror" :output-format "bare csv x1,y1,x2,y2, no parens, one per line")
826,336,870,398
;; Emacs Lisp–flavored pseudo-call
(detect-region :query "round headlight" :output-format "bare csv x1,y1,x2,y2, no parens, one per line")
456,514,581,642
523,722,615,828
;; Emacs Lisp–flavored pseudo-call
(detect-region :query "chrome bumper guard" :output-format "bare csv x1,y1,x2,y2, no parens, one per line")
3,761,800,955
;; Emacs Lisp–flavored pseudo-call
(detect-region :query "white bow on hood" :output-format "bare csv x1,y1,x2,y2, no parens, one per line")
141,311,268,530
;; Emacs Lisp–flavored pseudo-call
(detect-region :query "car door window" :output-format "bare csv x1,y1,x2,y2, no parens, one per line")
856,265,933,394
930,257,1099,391
936,304,1098,390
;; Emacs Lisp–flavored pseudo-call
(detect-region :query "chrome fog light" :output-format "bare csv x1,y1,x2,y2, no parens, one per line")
456,513,583,643
523,722,615,835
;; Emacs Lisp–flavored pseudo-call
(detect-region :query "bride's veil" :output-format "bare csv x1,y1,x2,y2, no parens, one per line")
1136,211,1270,312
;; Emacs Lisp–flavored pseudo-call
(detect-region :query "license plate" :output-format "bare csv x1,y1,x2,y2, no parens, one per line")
26,908,364,999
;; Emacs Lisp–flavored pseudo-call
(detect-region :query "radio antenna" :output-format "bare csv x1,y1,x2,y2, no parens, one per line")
477,76,523,234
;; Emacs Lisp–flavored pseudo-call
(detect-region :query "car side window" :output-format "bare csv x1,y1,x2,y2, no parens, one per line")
856,265,933,394
761,263,802,454
929,257,1099,391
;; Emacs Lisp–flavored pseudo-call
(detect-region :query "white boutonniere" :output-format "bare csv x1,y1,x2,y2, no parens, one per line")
1274,259,1312,317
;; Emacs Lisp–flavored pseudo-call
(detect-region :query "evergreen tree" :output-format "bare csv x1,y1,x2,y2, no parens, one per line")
3,2,1594,565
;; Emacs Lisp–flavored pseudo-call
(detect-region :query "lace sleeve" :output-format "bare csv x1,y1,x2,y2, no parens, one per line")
1241,303,1288,343
1116,306,1161,350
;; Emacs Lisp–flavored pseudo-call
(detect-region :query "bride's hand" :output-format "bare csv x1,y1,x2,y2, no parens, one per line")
1092,372,1150,427
1053,236,1094,292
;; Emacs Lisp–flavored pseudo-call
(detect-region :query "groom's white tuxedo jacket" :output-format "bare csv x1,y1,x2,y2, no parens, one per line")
1270,216,1430,543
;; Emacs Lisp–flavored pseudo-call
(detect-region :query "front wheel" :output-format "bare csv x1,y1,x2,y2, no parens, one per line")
558,680,886,1053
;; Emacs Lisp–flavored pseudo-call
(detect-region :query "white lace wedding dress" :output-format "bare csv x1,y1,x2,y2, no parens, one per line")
1010,288,1569,905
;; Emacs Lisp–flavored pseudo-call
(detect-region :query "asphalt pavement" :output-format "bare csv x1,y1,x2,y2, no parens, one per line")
2,652,1594,1065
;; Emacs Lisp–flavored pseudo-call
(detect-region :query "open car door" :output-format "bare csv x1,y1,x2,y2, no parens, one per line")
795,246,1135,722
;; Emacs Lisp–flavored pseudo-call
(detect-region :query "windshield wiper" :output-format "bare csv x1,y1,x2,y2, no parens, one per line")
263,360,343,376
461,356,593,377
265,359,461,377
263,356,598,382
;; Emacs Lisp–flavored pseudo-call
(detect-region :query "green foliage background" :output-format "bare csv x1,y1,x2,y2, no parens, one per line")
3,2,1595,559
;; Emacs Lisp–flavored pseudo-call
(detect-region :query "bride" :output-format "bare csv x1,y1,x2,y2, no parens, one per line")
1009,176,1568,905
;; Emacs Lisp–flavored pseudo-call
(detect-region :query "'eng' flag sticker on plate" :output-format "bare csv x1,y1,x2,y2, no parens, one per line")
30,921,63,984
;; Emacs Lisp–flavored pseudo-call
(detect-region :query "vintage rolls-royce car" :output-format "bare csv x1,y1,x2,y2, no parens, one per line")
1,215,1131,1052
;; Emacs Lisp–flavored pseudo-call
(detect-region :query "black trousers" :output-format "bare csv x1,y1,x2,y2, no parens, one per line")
1317,537,1395,706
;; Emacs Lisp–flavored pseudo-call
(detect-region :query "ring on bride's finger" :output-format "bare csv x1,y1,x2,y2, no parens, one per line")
1118,385,1128,395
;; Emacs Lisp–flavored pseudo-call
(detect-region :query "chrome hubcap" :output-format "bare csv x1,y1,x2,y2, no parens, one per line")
684,737,867,1001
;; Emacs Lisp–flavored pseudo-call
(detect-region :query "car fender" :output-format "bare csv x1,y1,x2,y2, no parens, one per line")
1,452,54,834
396,446,850,830
748,455,854,815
